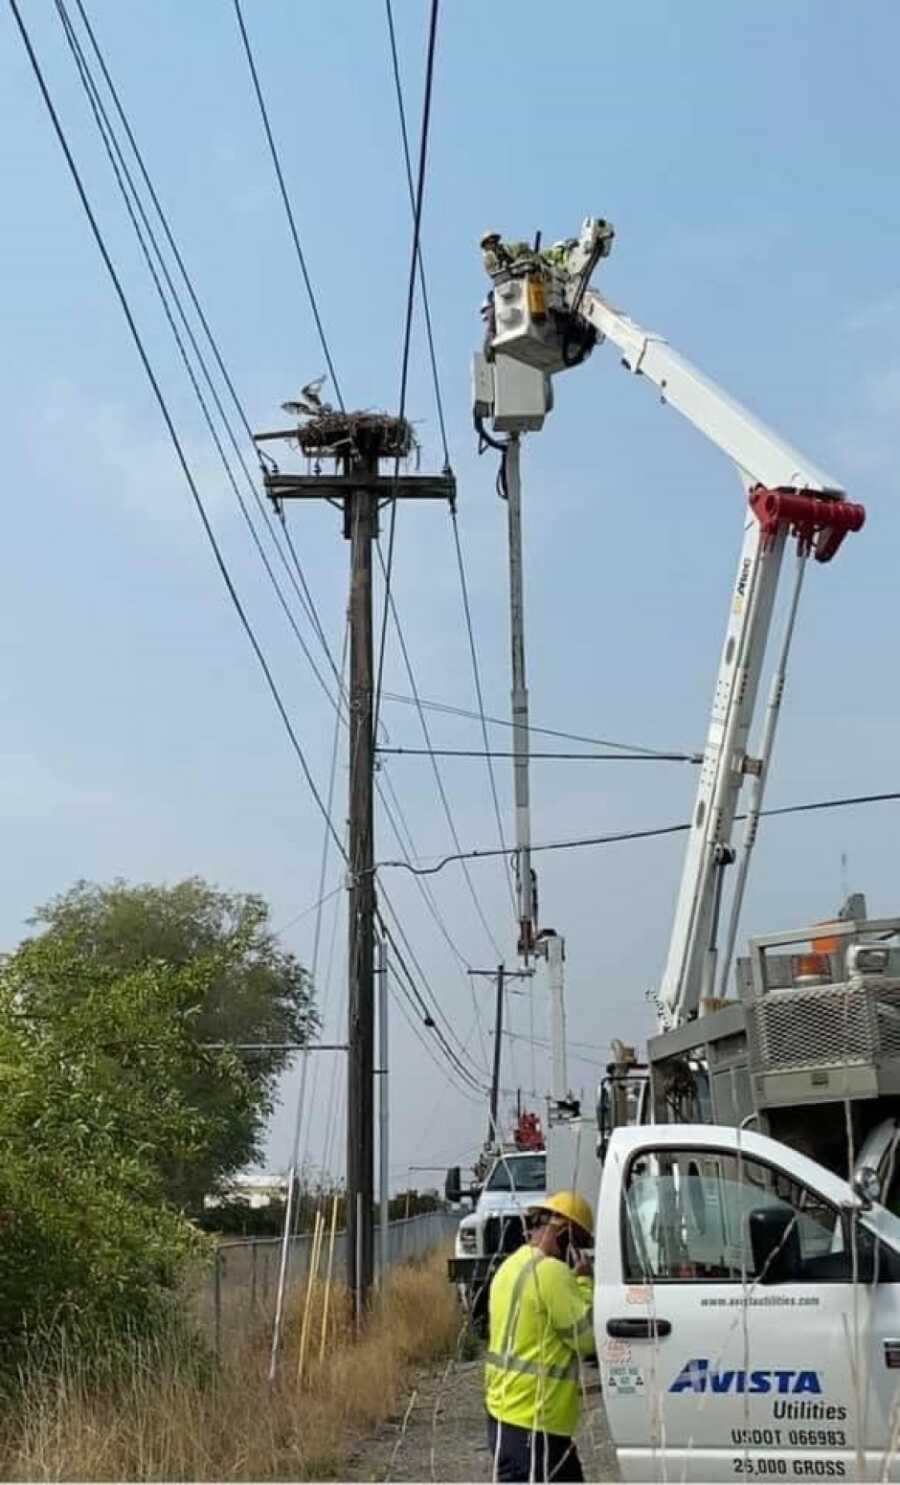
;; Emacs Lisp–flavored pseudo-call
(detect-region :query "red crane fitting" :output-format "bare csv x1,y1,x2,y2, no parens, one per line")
749,486,866,563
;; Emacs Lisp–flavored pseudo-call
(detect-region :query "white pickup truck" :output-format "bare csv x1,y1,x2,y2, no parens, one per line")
446,1149,547,1330
595,1123,900,1482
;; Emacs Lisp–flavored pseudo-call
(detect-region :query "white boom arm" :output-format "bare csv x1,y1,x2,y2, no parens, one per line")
578,291,842,495
576,290,857,1027
477,220,863,1035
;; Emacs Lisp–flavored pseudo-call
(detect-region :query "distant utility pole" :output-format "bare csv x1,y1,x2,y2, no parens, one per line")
257,407,453,1318
470,965,532,1147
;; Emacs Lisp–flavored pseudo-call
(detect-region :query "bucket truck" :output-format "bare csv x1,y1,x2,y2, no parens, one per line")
476,220,900,1481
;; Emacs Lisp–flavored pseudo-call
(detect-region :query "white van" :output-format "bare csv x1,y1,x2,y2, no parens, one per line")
595,1125,900,1482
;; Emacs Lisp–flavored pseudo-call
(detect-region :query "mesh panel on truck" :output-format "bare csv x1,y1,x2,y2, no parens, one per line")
746,980,900,1074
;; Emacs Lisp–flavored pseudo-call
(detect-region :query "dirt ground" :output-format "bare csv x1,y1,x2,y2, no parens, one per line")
346,1354,621,1483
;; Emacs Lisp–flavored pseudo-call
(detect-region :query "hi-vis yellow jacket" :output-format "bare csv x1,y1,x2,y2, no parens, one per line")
484,1244,595,1437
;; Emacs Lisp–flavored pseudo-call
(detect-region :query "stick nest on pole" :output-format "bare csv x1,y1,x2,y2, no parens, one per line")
296,411,416,463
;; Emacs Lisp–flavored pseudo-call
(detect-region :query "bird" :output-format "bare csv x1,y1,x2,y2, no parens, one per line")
301,375,326,407
281,375,332,419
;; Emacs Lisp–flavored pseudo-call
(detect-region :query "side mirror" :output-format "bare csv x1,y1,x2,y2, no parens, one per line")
749,1206,801,1284
445,1166,462,1205
853,1165,881,1210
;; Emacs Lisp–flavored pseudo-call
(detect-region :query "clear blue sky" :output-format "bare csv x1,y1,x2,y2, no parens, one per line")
2,1,898,1190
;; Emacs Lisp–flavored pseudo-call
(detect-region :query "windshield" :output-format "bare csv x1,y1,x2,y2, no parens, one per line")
486,1154,546,1193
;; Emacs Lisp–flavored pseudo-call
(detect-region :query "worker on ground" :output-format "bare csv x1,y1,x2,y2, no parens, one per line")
485,1190,596,1482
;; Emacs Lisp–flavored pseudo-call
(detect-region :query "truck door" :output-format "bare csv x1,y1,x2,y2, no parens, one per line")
594,1125,900,1482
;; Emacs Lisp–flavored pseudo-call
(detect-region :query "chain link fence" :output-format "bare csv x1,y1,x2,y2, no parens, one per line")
193,1209,459,1347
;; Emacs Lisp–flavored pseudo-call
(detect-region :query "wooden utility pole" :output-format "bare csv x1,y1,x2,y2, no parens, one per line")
346,448,377,1314
256,409,453,1317
469,964,532,1150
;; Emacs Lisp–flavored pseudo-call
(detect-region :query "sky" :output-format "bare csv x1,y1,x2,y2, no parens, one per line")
1,1,899,1194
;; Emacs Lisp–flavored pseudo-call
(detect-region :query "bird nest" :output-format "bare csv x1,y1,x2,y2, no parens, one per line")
296,410,416,462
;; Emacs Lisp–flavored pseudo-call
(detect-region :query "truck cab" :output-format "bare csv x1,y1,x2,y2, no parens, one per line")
595,1124,900,1481
447,1149,546,1329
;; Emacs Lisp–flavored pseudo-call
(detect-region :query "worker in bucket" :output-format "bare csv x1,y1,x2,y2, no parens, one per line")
485,1190,596,1482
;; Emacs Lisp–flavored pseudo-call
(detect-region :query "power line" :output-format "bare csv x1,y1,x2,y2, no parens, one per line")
381,923,486,1097
373,0,441,745
378,904,485,1087
377,788,900,877
231,0,344,412
449,509,518,916
387,976,483,1107
376,764,494,1068
503,1029,607,1068
375,578,507,961
229,0,498,1065
376,894,488,1081
53,1,346,732
377,772,469,972
382,0,512,920
9,0,345,864
227,0,487,1063
380,690,698,758
377,747,700,762
384,0,449,469
273,882,344,938
67,0,347,726
23,0,490,1177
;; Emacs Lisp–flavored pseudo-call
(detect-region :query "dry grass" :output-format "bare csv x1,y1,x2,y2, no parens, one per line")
0,1249,463,1482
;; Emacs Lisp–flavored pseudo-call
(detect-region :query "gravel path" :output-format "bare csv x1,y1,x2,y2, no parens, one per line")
346,1354,621,1483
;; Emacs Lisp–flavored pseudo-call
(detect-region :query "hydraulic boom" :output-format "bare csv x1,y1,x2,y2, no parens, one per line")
476,218,864,1031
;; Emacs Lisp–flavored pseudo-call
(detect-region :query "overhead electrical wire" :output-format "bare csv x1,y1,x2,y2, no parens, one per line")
377,747,701,762
377,775,470,973
273,881,344,938
387,977,483,1107
383,0,514,916
449,513,518,913
89,0,481,1087
384,0,449,469
22,0,499,1193
53,8,453,1153
67,0,340,674
9,0,345,865
231,0,345,412
380,690,699,759
377,788,900,877
376,894,488,1082
381,917,486,1096
228,0,514,1072
227,0,492,1066
293,619,350,1194
373,0,441,745
503,1029,608,1069
52,0,517,1119
375,578,506,968
377,899,483,1083
53,0,346,734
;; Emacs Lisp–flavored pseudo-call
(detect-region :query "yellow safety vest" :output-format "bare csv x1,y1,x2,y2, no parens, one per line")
484,1244,595,1438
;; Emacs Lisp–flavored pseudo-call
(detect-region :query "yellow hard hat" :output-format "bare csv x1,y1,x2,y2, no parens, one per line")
531,1190,594,1239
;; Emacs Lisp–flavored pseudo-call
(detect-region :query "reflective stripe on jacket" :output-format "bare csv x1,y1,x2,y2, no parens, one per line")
484,1243,595,1438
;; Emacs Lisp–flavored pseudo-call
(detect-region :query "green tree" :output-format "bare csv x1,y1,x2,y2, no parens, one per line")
0,941,234,1346
10,879,318,1213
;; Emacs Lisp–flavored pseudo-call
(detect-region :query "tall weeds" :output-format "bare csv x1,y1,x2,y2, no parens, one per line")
0,1250,461,1482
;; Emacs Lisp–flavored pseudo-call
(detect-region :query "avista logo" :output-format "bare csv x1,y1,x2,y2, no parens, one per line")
669,1359,822,1396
